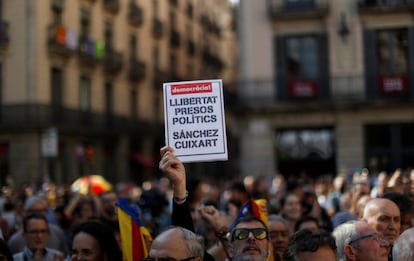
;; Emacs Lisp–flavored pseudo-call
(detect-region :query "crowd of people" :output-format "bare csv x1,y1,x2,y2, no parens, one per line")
0,146,412,260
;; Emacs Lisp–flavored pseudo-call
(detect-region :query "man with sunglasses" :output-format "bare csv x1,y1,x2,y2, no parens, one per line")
230,216,270,261
145,226,204,261
333,220,389,261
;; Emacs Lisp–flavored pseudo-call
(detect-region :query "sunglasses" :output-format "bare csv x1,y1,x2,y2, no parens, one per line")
232,228,268,241
141,256,196,261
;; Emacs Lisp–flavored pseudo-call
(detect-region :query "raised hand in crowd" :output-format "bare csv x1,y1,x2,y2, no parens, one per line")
159,146,187,204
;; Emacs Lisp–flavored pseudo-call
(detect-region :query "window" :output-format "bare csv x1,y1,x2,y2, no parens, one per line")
130,88,138,119
80,8,90,37
79,75,91,112
365,123,414,172
130,34,137,58
276,128,336,177
51,0,63,24
104,20,113,47
376,29,408,94
286,36,319,98
51,67,63,121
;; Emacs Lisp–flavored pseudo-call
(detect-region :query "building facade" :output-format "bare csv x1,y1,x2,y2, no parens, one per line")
235,0,414,178
0,0,236,186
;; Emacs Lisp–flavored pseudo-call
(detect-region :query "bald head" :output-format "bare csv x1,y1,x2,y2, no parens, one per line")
363,198,400,245
149,227,204,261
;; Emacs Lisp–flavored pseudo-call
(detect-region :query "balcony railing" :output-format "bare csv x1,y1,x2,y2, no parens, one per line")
103,0,120,14
0,20,10,50
237,75,368,108
128,3,143,27
103,47,123,75
129,58,146,83
78,36,103,67
0,104,157,135
358,0,414,13
170,28,181,47
152,18,163,38
267,0,329,21
47,24,73,58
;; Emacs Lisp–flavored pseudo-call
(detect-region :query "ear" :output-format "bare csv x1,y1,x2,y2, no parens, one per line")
344,245,357,261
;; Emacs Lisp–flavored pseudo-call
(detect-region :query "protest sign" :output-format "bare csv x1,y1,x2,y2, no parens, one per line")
163,79,228,162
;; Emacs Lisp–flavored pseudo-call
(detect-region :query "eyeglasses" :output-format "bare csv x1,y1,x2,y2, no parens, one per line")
348,232,378,245
141,256,196,261
231,228,268,241
25,229,48,235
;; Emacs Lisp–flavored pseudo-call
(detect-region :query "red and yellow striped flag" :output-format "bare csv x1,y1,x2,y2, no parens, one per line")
116,198,153,261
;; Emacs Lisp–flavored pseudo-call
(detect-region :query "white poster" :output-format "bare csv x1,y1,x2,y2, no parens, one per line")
163,79,228,162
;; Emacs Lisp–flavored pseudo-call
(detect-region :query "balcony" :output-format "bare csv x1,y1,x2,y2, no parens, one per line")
103,47,123,75
152,18,164,38
267,0,329,21
103,0,120,14
78,36,103,67
128,58,146,83
0,20,10,51
47,24,73,58
128,3,143,27
358,0,414,14
170,28,181,47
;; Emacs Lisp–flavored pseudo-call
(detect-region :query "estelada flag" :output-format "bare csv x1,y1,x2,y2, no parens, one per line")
229,199,272,261
116,198,153,261
229,199,269,231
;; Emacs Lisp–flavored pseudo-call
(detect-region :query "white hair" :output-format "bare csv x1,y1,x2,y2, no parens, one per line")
393,228,414,260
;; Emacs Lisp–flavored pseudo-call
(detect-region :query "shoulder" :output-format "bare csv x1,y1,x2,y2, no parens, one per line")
13,252,24,261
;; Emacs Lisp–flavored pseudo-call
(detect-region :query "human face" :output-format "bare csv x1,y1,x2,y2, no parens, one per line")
149,228,196,261
79,202,94,219
102,192,118,213
282,194,301,221
346,223,388,261
231,220,269,261
365,200,400,244
296,245,337,261
71,232,107,261
268,220,289,260
24,218,49,251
